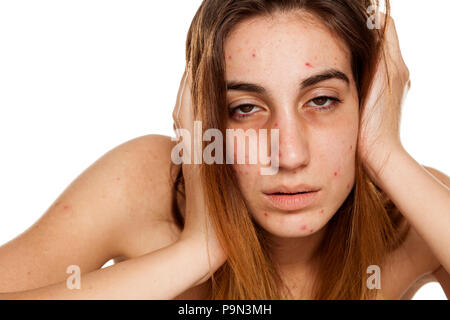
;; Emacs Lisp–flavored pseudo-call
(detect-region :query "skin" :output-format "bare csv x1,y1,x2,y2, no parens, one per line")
0,12,448,300
224,12,358,283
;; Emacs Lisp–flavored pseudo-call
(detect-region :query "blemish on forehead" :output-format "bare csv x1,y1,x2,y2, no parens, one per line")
320,209,324,214
334,171,338,177
264,212,268,217
63,205,70,210
274,122,278,127
279,152,282,158
349,145,353,150
116,177,121,181
252,53,256,58
305,62,313,68
301,224,307,230
228,55,232,60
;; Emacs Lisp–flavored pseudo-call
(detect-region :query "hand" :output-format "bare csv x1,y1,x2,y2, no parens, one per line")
172,65,227,283
358,15,411,185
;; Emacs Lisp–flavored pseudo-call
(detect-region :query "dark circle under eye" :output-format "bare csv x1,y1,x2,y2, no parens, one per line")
312,97,328,106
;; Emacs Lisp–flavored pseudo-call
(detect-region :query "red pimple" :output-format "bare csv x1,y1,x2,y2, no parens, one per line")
63,205,70,210
320,209,324,214
264,212,268,217
334,171,338,177
228,55,232,60
252,53,256,58
350,145,353,150
310,229,314,233
274,122,278,127
346,183,350,190
116,177,121,181
305,62,313,68
301,224,307,230
279,152,282,158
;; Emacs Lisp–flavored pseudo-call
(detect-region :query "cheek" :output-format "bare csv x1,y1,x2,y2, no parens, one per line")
316,126,357,183
232,164,262,209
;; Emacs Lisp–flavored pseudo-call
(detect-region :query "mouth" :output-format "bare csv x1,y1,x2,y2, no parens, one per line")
270,191,313,195
262,190,320,211
263,184,320,195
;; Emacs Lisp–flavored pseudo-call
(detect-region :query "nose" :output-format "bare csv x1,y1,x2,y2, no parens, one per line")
274,114,310,171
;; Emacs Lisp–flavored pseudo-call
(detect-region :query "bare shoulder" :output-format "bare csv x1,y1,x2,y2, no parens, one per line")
0,133,181,293
380,165,449,299
107,134,183,258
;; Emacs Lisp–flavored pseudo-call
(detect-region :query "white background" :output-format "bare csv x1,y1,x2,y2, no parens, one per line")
0,1,448,299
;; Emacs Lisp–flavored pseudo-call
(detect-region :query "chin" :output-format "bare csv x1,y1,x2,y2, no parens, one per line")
258,220,321,238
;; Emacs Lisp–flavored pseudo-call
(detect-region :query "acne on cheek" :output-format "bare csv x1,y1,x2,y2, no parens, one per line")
264,212,268,217
301,224,307,230
305,62,313,68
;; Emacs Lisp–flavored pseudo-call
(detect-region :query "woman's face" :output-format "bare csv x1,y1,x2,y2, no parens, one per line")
224,12,359,238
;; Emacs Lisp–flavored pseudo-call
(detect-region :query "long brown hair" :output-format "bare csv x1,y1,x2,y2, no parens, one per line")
170,0,409,299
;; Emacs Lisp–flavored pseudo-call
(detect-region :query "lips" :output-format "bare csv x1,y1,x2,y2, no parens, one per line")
263,184,320,195
262,184,320,211
263,191,319,211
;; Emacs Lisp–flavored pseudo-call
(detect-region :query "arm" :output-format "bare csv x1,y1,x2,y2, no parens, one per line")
374,146,450,273
0,134,211,298
433,265,450,299
0,238,214,300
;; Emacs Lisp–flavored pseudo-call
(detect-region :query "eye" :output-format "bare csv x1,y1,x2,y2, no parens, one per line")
229,104,262,119
306,96,342,111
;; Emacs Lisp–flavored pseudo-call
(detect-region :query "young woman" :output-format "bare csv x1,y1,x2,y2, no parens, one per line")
0,0,449,300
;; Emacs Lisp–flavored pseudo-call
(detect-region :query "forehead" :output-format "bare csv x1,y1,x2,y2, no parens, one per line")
224,11,352,83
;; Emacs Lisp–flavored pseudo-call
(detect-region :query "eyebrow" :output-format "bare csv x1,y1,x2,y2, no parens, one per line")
226,68,350,94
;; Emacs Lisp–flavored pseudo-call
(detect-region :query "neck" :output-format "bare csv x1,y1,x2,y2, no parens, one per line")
265,225,327,298
266,225,326,268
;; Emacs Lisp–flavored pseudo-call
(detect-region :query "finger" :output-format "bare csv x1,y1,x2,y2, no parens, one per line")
173,72,187,131
178,67,195,134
